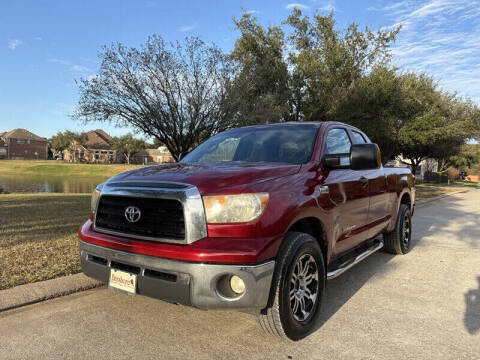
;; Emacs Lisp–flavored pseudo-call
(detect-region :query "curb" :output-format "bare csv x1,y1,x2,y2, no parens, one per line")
0,273,103,313
415,188,471,208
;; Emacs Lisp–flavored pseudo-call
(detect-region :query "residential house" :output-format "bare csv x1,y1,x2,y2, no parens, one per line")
0,128,48,160
387,156,438,180
132,146,175,165
0,135,6,159
63,129,117,163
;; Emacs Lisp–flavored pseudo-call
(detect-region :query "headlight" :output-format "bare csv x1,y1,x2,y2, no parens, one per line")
202,193,269,223
91,183,104,213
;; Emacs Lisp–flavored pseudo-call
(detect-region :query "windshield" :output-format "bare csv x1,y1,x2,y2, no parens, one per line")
181,124,319,165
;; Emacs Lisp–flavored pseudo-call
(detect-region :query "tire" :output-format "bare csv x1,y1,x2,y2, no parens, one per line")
383,204,412,254
257,232,325,341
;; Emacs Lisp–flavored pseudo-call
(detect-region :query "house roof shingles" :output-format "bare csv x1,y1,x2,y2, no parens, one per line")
84,129,112,150
2,128,47,142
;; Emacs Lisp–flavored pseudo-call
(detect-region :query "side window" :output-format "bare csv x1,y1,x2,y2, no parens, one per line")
351,131,366,144
325,128,351,155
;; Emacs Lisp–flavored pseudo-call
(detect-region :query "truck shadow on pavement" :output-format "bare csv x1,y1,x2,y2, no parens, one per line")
315,191,480,335
464,277,480,335
315,251,397,331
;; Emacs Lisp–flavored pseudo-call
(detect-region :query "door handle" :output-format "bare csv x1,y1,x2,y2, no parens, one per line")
359,176,369,187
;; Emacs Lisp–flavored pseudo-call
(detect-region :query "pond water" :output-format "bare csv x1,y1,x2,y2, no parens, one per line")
0,175,107,194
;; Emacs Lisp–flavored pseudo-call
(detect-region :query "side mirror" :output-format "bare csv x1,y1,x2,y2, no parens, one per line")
324,155,351,169
350,143,381,170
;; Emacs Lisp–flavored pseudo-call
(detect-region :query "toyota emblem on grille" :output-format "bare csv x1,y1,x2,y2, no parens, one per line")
124,206,141,223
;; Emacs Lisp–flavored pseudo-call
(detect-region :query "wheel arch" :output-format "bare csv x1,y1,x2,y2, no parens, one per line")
387,189,413,233
286,217,328,267
400,192,412,209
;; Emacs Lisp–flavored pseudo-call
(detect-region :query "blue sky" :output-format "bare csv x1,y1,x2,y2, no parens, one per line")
1,0,479,139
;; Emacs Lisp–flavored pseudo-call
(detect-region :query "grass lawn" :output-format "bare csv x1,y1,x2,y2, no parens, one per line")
0,160,140,177
0,193,90,290
416,181,479,200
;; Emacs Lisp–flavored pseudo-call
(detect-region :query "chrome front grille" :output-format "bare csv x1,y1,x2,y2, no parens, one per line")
95,195,185,240
93,181,207,244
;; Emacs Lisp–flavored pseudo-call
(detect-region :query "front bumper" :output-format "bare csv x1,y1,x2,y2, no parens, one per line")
80,240,275,311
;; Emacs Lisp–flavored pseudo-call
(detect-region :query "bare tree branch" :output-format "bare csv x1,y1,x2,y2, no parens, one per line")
74,36,233,161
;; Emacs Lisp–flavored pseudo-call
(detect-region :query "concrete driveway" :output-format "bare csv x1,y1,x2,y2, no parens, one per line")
1,190,479,359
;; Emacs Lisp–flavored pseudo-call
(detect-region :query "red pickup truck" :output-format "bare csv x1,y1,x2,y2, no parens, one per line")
79,122,415,340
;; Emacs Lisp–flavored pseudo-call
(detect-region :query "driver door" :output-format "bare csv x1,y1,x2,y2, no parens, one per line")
322,127,371,256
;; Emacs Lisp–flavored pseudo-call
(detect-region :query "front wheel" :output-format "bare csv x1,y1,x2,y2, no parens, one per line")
257,232,325,341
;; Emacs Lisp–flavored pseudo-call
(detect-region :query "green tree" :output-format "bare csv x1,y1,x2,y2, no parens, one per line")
50,130,87,156
226,12,291,125
152,137,164,149
74,35,233,161
286,9,400,122
431,102,480,172
111,134,148,164
332,66,405,161
398,76,479,174
447,144,480,173
334,69,480,171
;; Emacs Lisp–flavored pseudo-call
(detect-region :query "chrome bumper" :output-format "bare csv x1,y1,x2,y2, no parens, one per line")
80,241,275,311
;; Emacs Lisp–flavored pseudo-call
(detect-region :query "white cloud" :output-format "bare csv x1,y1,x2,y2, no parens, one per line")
70,64,91,72
381,0,480,104
285,3,309,10
246,10,259,15
8,39,22,50
48,58,70,65
317,0,336,12
179,24,196,32
48,58,92,73
383,0,413,13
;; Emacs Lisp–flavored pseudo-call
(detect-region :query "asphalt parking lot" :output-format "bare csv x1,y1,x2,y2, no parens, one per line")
1,190,479,359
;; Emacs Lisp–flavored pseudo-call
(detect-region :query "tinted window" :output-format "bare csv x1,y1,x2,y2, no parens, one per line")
190,137,240,163
351,131,366,144
325,128,351,155
182,125,319,165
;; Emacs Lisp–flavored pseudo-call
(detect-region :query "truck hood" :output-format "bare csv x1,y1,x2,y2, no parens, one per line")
107,162,301,194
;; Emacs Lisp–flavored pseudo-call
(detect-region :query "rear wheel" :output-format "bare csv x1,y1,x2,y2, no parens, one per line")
257,232,325,341
383,204,412,254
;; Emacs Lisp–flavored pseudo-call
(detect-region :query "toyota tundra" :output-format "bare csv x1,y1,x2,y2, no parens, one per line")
79,122,415,340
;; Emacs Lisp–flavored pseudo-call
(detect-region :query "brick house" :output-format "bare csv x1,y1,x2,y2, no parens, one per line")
63,129,117,163
0,136,6,159
132,146,175,165
0,129,48,160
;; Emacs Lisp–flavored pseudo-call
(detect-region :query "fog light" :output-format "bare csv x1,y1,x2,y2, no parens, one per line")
230,275,245,294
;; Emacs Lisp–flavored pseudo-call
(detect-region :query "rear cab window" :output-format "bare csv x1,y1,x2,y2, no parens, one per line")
351,131,366,144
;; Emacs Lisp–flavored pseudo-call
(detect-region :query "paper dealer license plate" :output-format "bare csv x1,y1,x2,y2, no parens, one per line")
109,269,137,294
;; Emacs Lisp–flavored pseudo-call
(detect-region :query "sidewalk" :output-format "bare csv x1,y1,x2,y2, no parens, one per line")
0,273,102,312
415,188,470,207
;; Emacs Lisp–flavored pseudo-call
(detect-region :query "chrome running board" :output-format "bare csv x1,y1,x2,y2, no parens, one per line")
327,240,384,280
